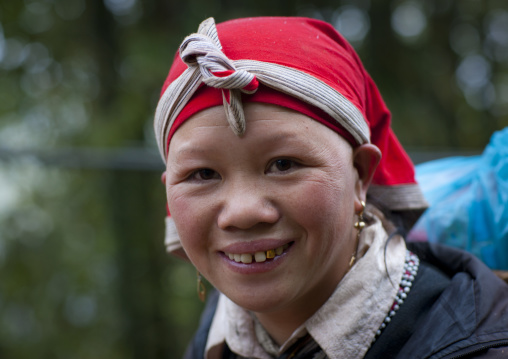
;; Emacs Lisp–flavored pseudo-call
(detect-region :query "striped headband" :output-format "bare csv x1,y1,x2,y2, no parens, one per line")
154,17,428,256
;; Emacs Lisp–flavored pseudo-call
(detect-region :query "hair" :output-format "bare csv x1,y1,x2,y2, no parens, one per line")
365,198,423,287
366,195,424,238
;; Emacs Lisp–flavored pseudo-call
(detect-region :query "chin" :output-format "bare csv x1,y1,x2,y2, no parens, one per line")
221,284,295,314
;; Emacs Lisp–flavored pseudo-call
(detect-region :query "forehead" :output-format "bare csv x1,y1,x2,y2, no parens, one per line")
167,103,351,157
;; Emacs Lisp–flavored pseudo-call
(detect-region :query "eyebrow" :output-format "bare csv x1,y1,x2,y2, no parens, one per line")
172,146,210,159
259,130,313,149
171,128,306,159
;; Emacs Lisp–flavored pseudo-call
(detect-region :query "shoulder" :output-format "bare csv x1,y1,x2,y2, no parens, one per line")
407,241,508,332
369,241,508,359
183,289,221,359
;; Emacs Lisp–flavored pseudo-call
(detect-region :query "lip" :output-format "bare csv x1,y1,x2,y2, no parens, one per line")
219,240,294,275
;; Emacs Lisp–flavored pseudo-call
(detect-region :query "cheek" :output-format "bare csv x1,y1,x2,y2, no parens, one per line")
290,175,354,224
291,179,356,275
288,174,357,259
166,187,189,226
166,188,210,255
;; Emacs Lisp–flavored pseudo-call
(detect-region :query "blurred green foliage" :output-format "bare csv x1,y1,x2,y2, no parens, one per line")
0,0,507,358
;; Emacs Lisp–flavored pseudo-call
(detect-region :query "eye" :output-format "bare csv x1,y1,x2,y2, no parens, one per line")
191,168,220,181
274,159,292,171
268,159,297,173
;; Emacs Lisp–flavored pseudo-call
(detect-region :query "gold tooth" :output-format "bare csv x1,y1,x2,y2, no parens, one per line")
266,249,275,259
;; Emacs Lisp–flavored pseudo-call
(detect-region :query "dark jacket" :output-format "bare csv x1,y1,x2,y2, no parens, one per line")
184,243,508,359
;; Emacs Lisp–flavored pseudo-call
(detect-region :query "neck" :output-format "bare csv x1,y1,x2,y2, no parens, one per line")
253,275,342,346
254,309,305,346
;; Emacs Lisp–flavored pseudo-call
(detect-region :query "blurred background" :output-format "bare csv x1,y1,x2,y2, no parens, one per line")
0,0,507,357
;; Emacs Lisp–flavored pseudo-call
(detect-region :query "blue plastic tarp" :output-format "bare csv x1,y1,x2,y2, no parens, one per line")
408,128,508,270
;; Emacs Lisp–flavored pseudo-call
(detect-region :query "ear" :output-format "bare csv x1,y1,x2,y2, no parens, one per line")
353,144,381,212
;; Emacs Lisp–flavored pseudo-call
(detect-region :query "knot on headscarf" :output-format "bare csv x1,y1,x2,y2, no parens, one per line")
179,18,259,135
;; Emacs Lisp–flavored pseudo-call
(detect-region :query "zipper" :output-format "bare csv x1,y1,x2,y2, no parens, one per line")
444,340,508,359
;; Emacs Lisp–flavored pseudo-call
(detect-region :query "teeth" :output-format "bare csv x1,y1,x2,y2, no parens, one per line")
226,244,288,264
254,251,266,263
241,253,252,264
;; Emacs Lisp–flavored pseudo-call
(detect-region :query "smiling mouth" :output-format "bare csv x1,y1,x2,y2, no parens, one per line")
224,243,290,264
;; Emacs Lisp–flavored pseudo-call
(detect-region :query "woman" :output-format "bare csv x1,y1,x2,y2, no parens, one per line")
154,17,508,359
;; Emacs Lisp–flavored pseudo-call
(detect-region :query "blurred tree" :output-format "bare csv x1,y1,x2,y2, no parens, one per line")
0,0,506,358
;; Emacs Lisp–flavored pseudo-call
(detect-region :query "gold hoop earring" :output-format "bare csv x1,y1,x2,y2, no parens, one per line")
354,200,366,232
350,201,366,267
197,271,206,302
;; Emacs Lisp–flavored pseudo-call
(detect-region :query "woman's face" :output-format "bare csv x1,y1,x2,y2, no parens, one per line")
165,103,375,320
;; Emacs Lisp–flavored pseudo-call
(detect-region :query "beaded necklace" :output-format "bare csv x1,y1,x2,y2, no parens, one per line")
372,250,420,342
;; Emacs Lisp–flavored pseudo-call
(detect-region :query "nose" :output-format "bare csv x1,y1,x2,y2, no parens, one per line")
217,180,280,230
